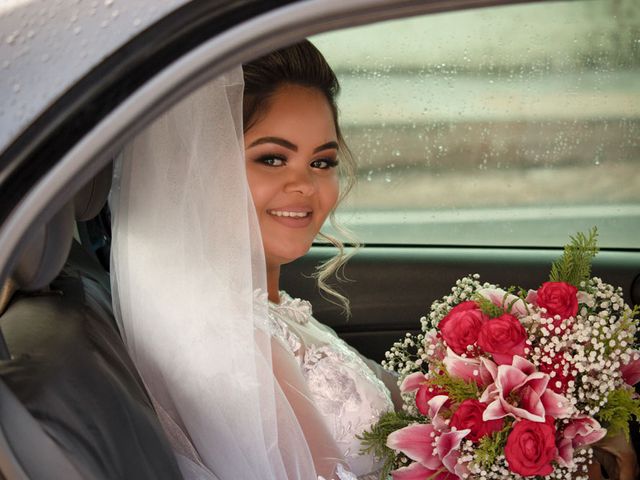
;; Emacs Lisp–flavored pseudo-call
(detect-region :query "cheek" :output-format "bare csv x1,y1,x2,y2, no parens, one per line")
245,169,270,211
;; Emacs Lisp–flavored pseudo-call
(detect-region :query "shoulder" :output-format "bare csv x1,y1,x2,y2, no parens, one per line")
272,291,314,326
266,292,310,357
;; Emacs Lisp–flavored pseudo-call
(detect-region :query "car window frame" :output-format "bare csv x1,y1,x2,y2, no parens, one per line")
0,0,546,286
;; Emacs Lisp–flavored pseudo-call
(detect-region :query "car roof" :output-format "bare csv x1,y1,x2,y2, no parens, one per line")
0,0,191,152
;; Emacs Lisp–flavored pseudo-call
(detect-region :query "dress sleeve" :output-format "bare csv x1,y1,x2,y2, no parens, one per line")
271,336,351,480
361,357,404,411
310,319,403,411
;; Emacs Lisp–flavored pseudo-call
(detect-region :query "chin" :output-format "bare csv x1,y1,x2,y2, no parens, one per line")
267,244,313,267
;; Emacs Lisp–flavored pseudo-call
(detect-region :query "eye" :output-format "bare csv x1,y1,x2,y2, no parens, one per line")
310,158,339,169
256,154,286,167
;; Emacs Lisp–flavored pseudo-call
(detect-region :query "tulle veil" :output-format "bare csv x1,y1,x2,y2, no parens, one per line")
110,67,318,479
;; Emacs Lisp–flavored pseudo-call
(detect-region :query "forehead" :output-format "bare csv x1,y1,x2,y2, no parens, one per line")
246,84,337,139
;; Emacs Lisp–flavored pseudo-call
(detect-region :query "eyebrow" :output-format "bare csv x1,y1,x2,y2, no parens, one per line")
247,136,338,154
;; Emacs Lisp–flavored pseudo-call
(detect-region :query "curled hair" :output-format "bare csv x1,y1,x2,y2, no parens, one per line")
242,40,359,315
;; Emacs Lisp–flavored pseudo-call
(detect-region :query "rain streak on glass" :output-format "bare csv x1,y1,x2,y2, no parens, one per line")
312,0,640,248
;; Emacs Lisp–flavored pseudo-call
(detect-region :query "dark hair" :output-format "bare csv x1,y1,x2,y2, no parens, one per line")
242,40,358,315
243,40,340,131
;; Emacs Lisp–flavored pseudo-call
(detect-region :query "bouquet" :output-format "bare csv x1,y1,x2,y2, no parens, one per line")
361,228,640,479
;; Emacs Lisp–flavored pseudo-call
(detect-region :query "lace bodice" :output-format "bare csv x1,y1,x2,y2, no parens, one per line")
268,292,394,479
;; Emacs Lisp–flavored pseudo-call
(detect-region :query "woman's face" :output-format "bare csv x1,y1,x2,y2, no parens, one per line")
245,84,340,269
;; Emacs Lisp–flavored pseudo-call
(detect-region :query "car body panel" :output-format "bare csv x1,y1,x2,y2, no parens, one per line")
0,0,190,151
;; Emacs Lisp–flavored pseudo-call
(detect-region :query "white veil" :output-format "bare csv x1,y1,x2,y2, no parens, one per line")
110,67,317,479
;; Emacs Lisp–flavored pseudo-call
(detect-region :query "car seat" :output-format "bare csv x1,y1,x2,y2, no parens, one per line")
0,164,182,479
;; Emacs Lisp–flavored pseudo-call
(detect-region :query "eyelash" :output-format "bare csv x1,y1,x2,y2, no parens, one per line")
255,155,339,170
256,154,286,167
311,158,339,169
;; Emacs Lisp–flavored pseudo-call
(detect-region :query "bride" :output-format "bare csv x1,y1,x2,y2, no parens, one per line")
110,40,399,480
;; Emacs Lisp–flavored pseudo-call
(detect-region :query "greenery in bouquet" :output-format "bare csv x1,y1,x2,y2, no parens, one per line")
361,229,640,479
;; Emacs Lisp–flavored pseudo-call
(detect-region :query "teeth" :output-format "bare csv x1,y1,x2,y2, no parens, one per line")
269,210,310,218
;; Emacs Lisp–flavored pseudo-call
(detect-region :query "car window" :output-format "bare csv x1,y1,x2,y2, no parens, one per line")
312,0,640,248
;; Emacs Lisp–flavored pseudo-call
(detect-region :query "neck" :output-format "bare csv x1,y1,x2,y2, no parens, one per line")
266,264,281,304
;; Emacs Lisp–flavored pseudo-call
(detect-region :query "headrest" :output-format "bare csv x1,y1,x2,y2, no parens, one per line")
12,203,75,292
74,163,113,221
10,162,112,293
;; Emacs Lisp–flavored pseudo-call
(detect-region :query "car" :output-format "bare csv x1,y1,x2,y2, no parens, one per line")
0,0,638,478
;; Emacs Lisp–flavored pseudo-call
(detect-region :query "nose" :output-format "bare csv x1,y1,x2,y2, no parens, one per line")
283,166,315,196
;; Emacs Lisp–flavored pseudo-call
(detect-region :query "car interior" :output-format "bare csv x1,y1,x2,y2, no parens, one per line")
0,0,638,478
0,164,182,479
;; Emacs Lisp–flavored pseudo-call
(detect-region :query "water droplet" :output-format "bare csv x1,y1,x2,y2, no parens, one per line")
133,18,142,27
104,0,114,6
73,26,82,35
12,83,21,93
594,160,600,166
112,9,119,18
392,150,400,157
100,20,109,28
6,33,17,45
26,30,35,39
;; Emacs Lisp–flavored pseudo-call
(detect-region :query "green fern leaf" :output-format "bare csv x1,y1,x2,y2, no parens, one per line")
549,227,599,286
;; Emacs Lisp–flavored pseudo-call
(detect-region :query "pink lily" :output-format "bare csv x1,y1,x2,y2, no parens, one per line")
391,462,456,480
438,429,470,475
620,351,640,386
427,395,450,431
479,287,529,318
400,373,449,416
387,421,470,476
400,372,428,393
481,356,571,422
557,416,607,467
564,415,607,447
443,348,493,386
387,424,442,470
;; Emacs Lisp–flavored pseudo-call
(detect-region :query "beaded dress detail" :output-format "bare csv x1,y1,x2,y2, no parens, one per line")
268,291,393,480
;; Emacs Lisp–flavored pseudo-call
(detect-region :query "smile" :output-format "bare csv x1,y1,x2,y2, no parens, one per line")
268,210,311,218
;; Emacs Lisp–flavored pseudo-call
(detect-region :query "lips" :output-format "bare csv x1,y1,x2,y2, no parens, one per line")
267,208,313,228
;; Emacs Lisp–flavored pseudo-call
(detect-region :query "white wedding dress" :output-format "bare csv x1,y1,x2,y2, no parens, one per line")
111,68,394,480
268,291,394,479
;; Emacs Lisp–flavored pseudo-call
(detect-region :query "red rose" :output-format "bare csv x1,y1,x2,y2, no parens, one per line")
536,282,578,320
505,419,557,477
415,383,448,416
438,301,488,355
449,399,504,442
477,313,527,365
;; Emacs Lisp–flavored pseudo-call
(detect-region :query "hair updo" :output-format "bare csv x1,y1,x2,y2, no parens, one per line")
242,40,358,315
